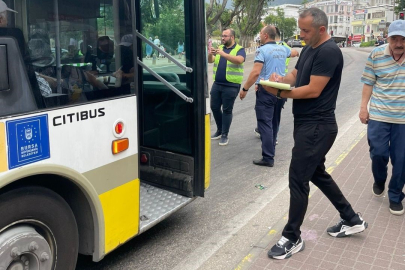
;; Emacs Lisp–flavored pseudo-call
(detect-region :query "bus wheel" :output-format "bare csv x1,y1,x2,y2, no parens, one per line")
0,186,79,270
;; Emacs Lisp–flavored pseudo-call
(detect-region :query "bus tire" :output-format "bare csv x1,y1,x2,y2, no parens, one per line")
0,186,79,270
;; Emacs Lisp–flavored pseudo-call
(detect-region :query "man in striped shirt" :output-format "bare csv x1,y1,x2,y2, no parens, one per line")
360,20,405,215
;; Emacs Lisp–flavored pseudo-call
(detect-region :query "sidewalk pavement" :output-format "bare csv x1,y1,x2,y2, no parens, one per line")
237,132,405,270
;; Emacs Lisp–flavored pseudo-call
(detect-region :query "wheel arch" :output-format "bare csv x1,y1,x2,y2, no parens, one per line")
0,164,106,262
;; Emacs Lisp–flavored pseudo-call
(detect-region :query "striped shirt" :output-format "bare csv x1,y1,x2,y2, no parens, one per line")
361,44,405,124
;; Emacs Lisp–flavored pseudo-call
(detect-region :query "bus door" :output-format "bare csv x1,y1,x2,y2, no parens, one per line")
136,0,208,208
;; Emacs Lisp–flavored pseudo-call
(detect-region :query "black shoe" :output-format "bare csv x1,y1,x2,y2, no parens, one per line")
211,130,222,140
254,128,260,138
253,159,274,167
327,213,368,238
218,135,229,146
389,201,404,215
268,236,305,260
372,182,385,197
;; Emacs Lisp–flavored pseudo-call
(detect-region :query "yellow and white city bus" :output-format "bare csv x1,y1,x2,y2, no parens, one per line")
0,0,210,268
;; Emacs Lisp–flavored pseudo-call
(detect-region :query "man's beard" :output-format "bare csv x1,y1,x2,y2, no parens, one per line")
223,39,231,47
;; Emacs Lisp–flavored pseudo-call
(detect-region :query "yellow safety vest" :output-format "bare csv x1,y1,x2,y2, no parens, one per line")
278,41,291,74
213,44,244,84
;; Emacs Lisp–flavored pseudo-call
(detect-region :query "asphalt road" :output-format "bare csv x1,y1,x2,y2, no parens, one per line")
76,46,372,270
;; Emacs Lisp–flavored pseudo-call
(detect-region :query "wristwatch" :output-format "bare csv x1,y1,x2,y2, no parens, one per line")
242,87,248,92
276,89,283,99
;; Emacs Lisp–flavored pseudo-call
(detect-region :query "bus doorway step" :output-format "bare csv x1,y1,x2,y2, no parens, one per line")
139,182,194,234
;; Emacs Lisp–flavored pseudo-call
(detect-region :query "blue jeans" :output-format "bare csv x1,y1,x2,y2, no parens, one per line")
255,86,277,162
210,82,239,135
368,120,405,203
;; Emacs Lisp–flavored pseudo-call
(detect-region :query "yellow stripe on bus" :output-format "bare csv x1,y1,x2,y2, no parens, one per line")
205,114,211,189
99,179,140,253
0,123,7,172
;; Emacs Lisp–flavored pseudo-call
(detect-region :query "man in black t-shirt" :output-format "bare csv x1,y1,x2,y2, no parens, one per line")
262,8,368,260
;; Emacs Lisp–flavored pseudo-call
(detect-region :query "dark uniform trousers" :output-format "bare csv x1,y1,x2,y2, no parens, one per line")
282,122,357,241
255,86,277,162
273,98,286,144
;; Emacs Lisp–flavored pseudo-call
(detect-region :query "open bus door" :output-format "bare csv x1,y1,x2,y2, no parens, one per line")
136,0,208,198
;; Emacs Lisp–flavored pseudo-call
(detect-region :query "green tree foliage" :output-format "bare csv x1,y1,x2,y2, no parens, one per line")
141,0,185,54
264,8,297,39
97,5,114,37
394,0,405,14
234,0,272,46
140,0,182,25
206,0,244,35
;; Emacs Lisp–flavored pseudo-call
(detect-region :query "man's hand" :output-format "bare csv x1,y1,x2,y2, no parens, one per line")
217,47,225,57
113,69,123,78
239,89,248,100
270,73,283,83
359,108,369,124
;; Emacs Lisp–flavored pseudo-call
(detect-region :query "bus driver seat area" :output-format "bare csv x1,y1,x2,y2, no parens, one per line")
0,27,45,115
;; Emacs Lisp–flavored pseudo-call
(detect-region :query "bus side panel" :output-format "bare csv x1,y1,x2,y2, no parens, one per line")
1,96,140,257
205,114,211,190
99,178,140,253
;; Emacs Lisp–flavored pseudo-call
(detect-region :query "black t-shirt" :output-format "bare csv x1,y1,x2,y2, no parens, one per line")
293,39,343,124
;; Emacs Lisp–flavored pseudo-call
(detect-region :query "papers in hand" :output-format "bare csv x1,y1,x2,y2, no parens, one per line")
259,80,291,90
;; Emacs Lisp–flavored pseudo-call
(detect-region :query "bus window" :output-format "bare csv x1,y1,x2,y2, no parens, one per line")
140,0,192,155
22,0,135,109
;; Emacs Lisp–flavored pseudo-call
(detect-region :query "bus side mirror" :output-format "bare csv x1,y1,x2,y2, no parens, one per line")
0,45,10,91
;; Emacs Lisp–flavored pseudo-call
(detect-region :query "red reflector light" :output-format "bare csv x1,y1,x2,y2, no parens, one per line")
115,122,124,134
140,154,148,164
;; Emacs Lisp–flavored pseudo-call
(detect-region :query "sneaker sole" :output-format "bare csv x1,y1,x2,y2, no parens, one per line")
372,187,384,197
268,240,305,260
328,221,368,238
211,135,222,140
254,129,260,138
389,208,404,215
218,141,228,146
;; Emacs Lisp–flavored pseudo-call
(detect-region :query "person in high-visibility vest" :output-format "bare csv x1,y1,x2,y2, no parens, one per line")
208,28,246,146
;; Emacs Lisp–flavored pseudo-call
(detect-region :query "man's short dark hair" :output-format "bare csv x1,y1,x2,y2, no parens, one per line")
223,28,235,38
263,25,276,40
299,7,328,29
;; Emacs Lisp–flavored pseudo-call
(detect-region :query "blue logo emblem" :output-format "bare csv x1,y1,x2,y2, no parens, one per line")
6,115,50,169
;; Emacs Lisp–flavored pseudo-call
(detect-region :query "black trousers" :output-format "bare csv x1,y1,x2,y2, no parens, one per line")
282,122,356,241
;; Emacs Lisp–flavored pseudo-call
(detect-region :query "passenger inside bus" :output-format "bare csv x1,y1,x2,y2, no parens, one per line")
26,29,108,102
1,0,138,109
112,34,134,94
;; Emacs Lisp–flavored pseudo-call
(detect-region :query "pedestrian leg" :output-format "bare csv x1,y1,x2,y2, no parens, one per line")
311,159,356,221
210,83,223,133
387,123,405,203
272,98,286,147
220,86,239,135
367,120,390,185
282,123,322,241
